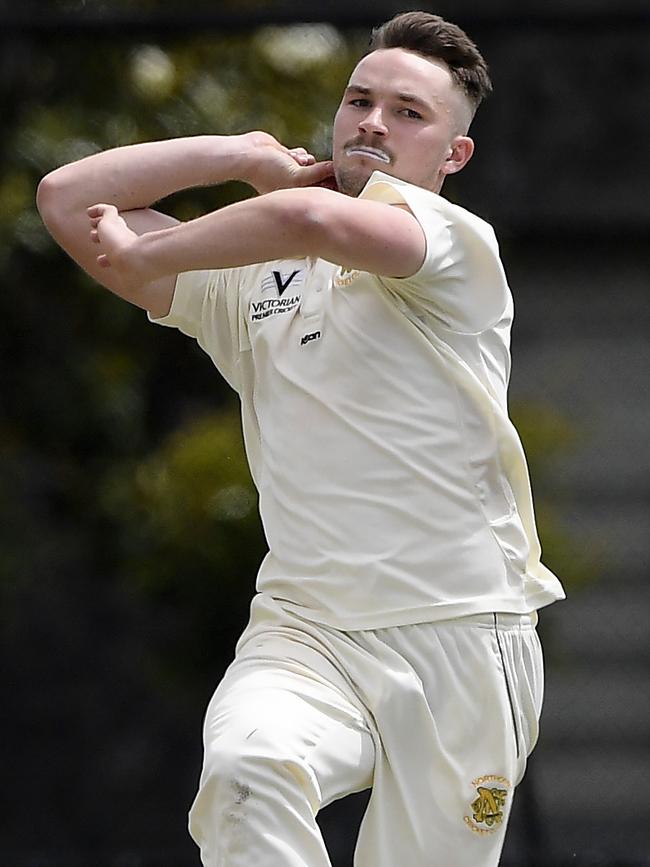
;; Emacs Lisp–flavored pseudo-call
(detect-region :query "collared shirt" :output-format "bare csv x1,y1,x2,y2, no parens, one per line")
150,171,565,629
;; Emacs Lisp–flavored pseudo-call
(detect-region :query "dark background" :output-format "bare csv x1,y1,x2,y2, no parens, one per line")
1,1,649,865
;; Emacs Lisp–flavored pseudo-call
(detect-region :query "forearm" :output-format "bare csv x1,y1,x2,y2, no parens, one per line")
132,189,321,280
92,187,425,292
37,135,249,219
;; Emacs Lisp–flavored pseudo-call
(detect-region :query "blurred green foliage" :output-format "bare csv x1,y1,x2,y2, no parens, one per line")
0,16,601,860
1,25,359,645
511,401,600,589
1,22,586,688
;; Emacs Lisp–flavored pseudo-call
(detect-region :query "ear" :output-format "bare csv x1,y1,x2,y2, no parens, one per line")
441,136,475,176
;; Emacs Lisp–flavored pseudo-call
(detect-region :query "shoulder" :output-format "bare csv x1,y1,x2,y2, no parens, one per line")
361,174,509,334
361,171,497,247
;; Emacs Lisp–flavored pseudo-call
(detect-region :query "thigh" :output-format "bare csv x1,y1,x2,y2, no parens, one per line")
379,612,542,784
351,614,539,867
202,637,375,809
494,611,545,765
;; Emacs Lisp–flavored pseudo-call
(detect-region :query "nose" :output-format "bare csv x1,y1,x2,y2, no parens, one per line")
358,106,388,137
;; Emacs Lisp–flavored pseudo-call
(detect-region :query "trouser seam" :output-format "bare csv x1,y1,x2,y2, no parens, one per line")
493,612,520,760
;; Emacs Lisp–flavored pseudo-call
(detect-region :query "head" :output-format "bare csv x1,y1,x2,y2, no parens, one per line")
332,12,492,196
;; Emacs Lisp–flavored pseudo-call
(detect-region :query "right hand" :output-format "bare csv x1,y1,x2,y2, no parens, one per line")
237,131,335,194
88,203,147,293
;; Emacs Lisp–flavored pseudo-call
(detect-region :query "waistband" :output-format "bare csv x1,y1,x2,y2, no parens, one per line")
449,610,538,629
375,610,539,633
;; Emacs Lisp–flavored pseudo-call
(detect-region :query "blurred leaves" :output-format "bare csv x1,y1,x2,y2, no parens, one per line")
102,409,263,597
2,7,648,864
0,25,357,701
0,15,604,856
0,21,591,672
512,400,601,589
96,408,266,688
511,400,577,470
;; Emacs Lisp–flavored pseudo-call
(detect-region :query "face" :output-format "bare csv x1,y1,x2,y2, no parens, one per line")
332,48,475,197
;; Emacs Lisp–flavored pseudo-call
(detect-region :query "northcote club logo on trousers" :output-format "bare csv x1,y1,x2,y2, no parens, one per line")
463,775,511,835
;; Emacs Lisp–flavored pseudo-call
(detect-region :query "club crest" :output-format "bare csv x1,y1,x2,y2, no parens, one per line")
463,775,511,835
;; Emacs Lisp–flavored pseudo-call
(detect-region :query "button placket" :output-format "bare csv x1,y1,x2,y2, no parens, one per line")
298,260,328,345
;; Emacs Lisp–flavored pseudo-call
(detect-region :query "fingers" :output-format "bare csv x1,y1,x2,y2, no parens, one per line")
296,160,336,188
87,203,118,243
87,203,115,219
316,174,340,192
288,147,316,167
87,202,119,229
87,203,110,256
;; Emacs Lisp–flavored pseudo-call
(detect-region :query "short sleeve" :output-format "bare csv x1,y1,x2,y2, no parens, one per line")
148,267,247,392
360,172,510,334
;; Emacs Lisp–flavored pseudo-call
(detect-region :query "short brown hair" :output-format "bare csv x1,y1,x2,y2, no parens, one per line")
368,11,492,110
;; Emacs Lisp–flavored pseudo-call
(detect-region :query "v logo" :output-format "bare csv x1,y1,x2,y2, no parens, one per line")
273,270,300,296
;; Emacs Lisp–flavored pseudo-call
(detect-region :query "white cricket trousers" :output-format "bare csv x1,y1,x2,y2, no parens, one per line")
188,594,544,867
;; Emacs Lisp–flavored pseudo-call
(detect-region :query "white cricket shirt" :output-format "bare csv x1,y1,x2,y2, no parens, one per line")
150,171,565,629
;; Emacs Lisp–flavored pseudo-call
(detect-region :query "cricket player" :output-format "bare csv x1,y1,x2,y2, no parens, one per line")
37,11,565,866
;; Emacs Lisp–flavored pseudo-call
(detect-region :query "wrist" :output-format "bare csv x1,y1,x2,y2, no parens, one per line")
224,135,259,186
178,135,236,187
227,130,288,190
188,133,269,188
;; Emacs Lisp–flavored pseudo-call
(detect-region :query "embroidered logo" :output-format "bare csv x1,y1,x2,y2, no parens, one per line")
249,295,300,322
261,269,303,296
463,775,511,835
333,266,360,287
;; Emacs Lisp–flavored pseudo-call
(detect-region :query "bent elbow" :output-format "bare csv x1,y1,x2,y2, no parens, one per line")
35,175,51,217
36,172,66,229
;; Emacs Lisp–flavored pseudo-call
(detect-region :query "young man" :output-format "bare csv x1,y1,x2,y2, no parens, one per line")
38,12,565,867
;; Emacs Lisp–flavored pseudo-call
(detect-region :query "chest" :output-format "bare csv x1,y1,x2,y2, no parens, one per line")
244,260,410,361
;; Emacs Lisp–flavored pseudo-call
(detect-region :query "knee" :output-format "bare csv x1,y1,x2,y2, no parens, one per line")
198,730,321,814
188,746,267,860
188,735,324,863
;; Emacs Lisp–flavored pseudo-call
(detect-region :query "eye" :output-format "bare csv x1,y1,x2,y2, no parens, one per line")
349,98,371,108
399,107,423,120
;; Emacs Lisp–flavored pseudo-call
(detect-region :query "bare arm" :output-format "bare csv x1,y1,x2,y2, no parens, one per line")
37,132,333,315
89,187,426,297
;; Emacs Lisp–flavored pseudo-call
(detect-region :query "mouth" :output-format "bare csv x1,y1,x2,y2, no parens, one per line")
344,146,391,164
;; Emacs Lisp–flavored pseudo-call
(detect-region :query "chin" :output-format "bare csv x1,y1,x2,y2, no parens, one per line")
335,166,373,198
